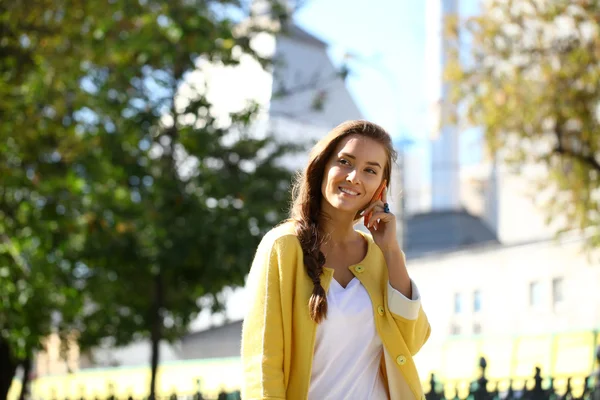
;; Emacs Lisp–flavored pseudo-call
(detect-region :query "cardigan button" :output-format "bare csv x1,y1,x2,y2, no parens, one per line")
396,355,407,365
355,265,365,273
377,305,385,316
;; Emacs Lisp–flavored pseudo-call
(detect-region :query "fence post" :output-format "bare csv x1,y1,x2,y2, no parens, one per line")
564,377,573,400
490,381,499,400
592,345,600,400
471,356,489,400
426,373,443,400
546,377,557,400
452,386,460,400
505,379,515,400
529,366,544,400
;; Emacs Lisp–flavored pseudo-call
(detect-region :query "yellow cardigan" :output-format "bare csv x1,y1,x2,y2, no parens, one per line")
241,222,431,400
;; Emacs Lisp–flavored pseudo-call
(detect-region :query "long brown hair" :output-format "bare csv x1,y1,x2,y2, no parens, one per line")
289,120,397,323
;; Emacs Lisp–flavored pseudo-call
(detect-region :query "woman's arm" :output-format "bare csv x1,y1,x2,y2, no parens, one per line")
383,246,412,299
383,248,431,355
241,237,287,400
362,185,431,355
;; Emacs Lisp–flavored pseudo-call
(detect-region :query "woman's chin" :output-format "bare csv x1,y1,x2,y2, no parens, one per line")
323,196,365,216
330,202,361,215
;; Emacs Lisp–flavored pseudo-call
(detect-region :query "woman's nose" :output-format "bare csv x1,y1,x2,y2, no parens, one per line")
346,169,360,184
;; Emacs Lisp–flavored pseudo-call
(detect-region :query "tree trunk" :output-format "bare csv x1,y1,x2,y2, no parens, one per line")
149,270,164,400
18,357,31,400
0,338,18,400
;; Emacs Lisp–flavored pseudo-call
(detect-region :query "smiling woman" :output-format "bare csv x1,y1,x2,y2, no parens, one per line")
241,120,431,400
320,135,387,217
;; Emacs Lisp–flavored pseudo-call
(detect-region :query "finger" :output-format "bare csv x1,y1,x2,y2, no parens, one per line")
366,210,394,228
375,214,394,230
361,200,385,218
370,204,385,214
370,215,389,231
363,202,385,226
382,186,388,204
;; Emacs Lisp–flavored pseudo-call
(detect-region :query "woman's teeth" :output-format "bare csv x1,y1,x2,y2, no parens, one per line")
339,187,359,196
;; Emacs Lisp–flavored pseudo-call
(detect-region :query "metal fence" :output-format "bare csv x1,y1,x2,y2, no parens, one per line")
29,345,600,400
425,346,600,400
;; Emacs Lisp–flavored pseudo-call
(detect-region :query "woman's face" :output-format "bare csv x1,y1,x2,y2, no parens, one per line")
321,134,388,216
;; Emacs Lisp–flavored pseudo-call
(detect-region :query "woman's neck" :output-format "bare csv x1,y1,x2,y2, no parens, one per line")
319,212,359,246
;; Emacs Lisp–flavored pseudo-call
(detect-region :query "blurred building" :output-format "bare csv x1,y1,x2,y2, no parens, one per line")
197,0,363,171
31,333,79,377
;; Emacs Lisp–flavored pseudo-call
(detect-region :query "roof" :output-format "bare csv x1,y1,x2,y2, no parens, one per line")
280,23,328,48
404,210,499,259
183,319,243,340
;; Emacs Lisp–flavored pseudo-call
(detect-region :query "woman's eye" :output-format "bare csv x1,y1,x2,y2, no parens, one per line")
366,168,377,175
338,158,350,165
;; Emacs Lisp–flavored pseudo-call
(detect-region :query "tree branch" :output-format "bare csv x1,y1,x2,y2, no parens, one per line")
0,234,31,275
554,111,600,172
553,146,600,173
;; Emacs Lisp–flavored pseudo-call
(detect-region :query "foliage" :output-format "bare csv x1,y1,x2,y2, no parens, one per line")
446,0,600,249
0,0,297,397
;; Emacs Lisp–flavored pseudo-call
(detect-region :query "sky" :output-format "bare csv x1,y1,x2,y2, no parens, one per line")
293,0,435,213
294,0,429,142
293,0,484,167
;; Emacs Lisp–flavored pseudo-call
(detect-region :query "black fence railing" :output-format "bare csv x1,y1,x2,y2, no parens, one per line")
32,346,600,400
425,346,600,400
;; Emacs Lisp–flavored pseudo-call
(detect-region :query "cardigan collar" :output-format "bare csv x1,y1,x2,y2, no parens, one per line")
322,229,374,277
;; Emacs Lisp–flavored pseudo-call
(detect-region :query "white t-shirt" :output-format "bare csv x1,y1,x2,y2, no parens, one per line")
308,278,420,400
308,277,388,400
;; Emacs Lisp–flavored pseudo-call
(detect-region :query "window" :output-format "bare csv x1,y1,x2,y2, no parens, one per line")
552,277,564,306
450,324,461,336
473,290,481,312
529,281,542,307
454,293,462,314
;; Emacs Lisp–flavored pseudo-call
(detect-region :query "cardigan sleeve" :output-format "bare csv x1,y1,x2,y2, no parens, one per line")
387,279,421,319
387,280,431,356
240,236,287,400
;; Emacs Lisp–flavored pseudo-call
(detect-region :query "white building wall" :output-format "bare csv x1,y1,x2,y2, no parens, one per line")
409,236,600,377
491,165,556,243
80,340,181,369
403,145,432,216
457,157,560,244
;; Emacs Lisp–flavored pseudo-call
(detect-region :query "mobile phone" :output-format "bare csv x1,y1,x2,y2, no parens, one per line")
364,179,387,226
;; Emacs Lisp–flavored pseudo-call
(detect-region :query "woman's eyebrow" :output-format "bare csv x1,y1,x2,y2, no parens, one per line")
339,152,382,168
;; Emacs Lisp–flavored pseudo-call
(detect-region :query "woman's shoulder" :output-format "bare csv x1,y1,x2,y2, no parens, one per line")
258,220,302,253
355,227,375,244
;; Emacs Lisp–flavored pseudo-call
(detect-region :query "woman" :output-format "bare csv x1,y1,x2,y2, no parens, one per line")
241,120,430,400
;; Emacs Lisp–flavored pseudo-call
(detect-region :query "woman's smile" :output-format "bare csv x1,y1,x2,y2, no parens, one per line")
338,186,361,197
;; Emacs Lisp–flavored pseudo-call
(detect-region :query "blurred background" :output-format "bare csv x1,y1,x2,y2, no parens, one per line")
2,0,599,399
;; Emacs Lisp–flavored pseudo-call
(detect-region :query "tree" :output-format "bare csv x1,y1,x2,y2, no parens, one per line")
445,0,600,250
1,1,93,397
0,0,299,398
